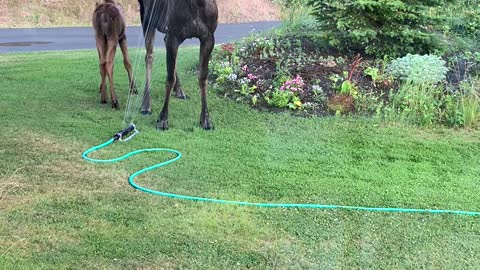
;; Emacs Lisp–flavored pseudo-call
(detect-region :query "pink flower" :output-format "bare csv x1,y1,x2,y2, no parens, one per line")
279,75,305,94
242,65,249,72
247,73,258,80
221,43,235,53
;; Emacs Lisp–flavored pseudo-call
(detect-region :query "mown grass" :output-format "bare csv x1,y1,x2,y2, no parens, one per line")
0,48,480,269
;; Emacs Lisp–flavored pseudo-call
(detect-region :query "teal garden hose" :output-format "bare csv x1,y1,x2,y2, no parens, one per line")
82,125,480,217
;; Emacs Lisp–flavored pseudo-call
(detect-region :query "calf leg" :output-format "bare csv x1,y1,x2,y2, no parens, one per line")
199,34,215,130
119,37,137,94
141,29,156,115
157,34,181,130
105,39,119,109
96,35,108,104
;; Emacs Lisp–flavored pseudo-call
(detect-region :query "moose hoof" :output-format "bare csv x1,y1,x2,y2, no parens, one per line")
200,119,214,130
100,99,108,104
156,119,169,131
111,101,120,109
175,90,188,100
141,110,152,115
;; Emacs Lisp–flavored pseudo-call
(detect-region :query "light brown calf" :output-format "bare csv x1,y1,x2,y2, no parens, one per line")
93,0,135,109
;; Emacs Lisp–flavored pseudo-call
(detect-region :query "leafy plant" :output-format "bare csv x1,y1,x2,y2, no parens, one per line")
340,81,358,97
238,83,257,96
265,89,291,108
212,61,235,84
387,54,448,84
364,67,380,85
311,85,327,103
339,55,361,97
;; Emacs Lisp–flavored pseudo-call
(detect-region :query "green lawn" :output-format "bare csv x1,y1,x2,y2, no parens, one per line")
1,48,479,269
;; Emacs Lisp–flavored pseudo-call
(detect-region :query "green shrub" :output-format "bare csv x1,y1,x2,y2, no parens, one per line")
307,0,446,56
431,0,480,40
273,0,311,24
386,54,448,84
388,82,444,126
384,80,480,127
458,80,480,127
462,95,480,127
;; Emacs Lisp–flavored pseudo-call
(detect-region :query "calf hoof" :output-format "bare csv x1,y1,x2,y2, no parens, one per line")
141,110,152,115
156,119,169,131
200,118,214,130
130,86,138,95
100,99,108,104
175,90,188,100
112,101,120,109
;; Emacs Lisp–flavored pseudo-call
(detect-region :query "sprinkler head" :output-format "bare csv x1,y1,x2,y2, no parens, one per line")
113,124,137,141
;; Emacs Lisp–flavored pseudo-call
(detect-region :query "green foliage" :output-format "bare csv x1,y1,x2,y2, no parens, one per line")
340,81,358,97
386,54,448,84
212,61,235,85
273,0,311,24
450,10,480,39
458,80,480,127
307,0,446,56
388,83,443,126
364,67,380,83
265,90,291,108
385,81,480,127
431,0,480,41
311,85,327,103
462,95,480,127
355,92,385,116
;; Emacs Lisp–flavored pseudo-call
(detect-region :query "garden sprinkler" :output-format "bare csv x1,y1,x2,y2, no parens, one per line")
113,123,140,142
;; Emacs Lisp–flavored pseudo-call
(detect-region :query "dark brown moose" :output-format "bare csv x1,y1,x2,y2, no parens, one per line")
93,0,135,109
138,0,218,130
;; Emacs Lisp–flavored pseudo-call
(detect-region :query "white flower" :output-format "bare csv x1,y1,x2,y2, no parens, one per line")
227,74,238,81
312,85,323,92
239,78,250,85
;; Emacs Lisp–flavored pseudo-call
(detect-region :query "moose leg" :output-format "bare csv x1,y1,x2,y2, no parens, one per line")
162,35,186,100
96,36,108,104
141,29,156,115
157,34,180,130
105,39,119,109
174,74,187,99
119,37,136,94
199,34,215,130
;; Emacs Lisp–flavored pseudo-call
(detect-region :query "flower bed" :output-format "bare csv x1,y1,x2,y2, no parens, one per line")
211,35,394,117
210,33,480,127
